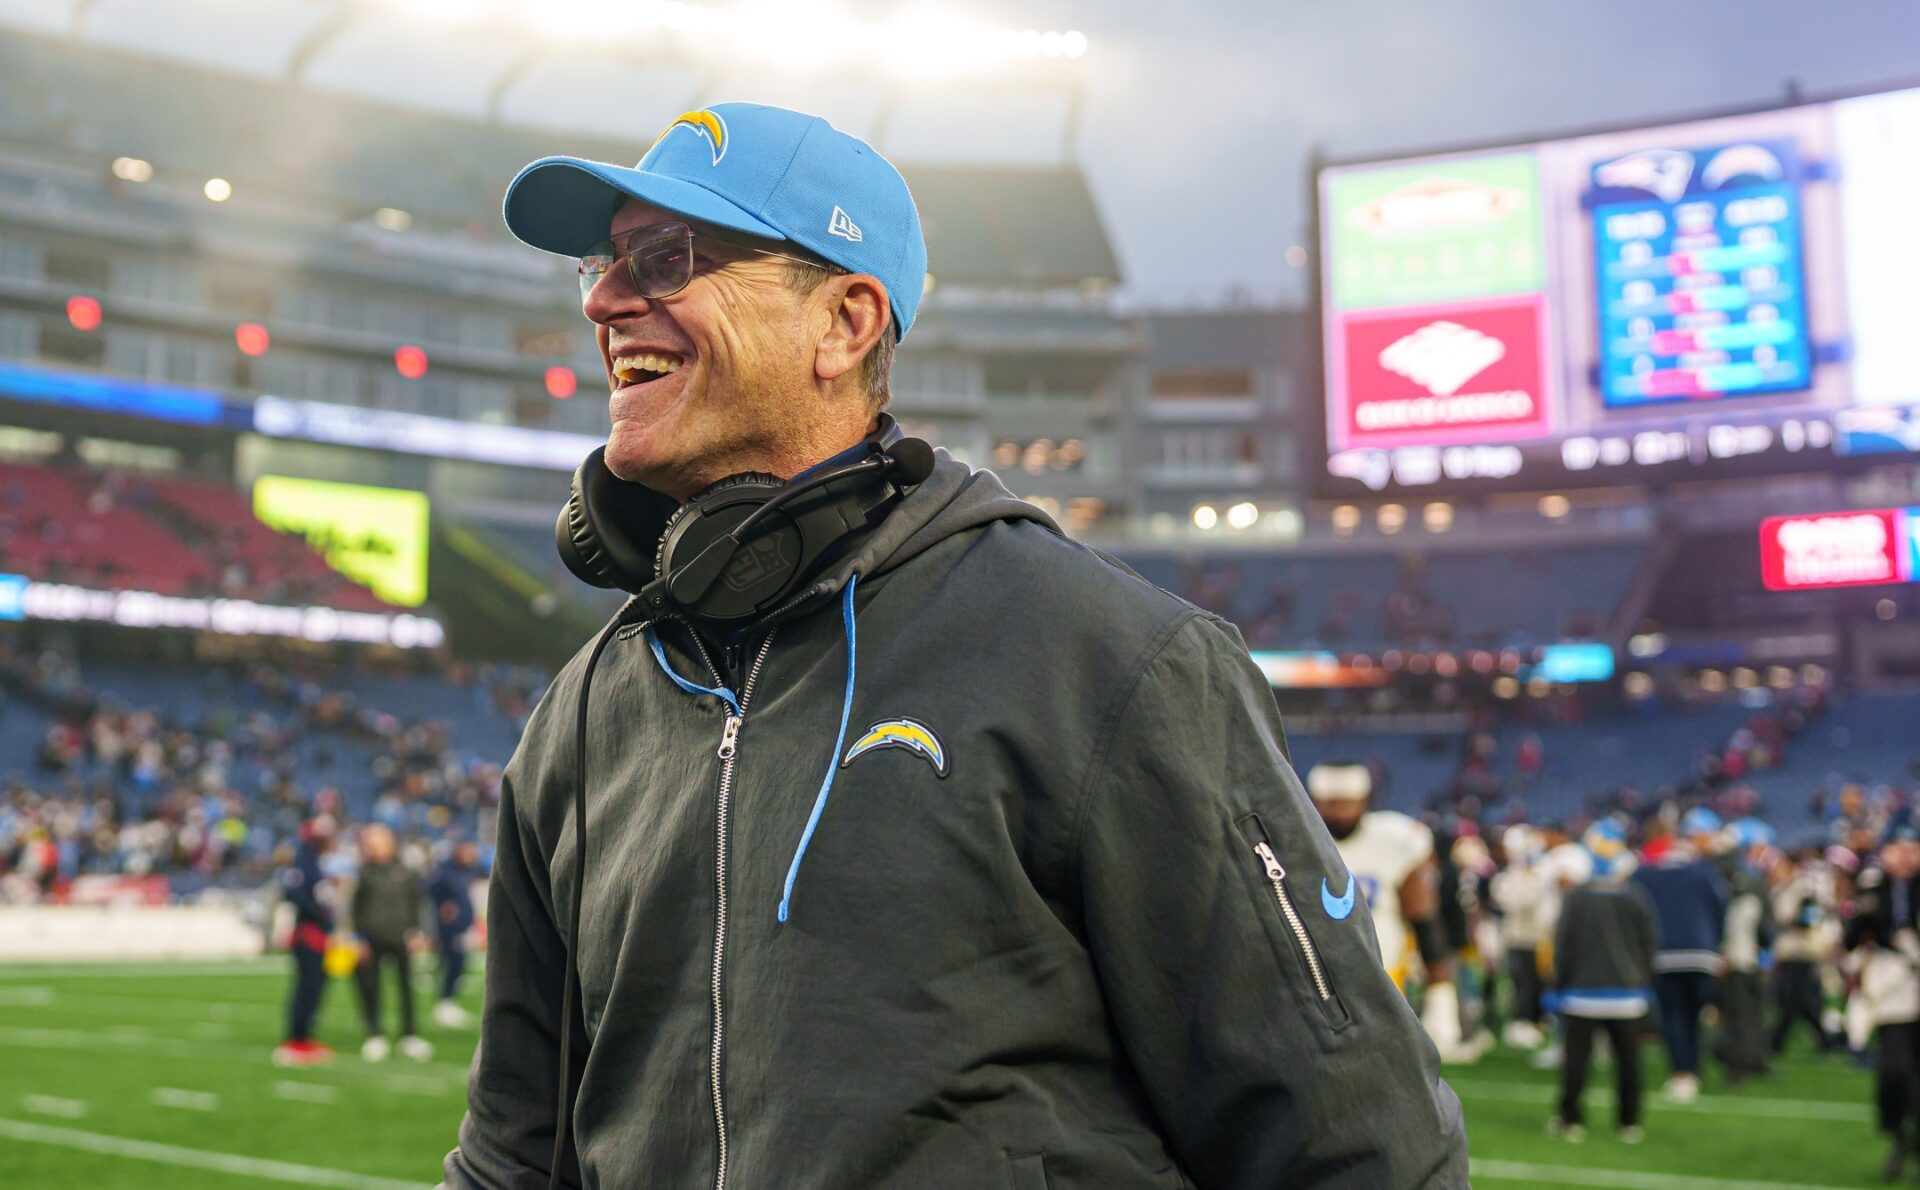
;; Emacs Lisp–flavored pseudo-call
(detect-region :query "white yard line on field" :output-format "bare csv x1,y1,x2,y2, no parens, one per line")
0,1026,471,1081
1448,1077,1870,1122
0,985,54,1005
150,1087,220,1112
1470,1157,1866,1190
0,1117,434,1189
20,1094,87,1118
0,960,282,979
270,1081,341,1105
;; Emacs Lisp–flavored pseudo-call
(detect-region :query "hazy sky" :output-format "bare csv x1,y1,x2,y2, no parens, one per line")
9,0,1920,305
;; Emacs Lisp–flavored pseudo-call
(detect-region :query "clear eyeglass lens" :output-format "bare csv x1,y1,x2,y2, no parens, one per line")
577,227,696,302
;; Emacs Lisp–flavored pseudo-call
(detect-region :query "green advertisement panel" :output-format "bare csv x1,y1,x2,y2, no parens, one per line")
1325,150,1545,310
253,475,429,607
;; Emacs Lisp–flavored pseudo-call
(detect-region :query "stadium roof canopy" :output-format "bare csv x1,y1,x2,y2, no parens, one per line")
0,2,1119,285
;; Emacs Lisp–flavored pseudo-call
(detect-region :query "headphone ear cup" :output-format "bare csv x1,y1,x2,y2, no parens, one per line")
555,447,680,594
653,472,785,582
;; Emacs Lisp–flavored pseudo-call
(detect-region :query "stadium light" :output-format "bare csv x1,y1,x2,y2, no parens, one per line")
1538,493,1570,519
203,177,233,202
66,295,102,332
374,207,414,232
1191,504,1218,531
234,322,271,357
111,156,154,183
1225,501,1258,531
396,0,1087,77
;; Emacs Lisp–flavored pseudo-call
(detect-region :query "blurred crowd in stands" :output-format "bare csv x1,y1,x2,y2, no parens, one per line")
0,636,543,903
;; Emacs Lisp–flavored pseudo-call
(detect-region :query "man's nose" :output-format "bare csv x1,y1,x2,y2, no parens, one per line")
582,266,649,326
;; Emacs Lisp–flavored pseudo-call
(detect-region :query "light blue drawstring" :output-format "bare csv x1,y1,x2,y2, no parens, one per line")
646,627,741,715
777,574,859,924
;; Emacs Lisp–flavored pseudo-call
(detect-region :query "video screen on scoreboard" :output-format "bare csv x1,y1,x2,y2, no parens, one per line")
1315,85,1920,494
253,475,430,607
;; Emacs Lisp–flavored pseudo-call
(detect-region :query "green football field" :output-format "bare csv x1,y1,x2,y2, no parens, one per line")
0,957,1890,1188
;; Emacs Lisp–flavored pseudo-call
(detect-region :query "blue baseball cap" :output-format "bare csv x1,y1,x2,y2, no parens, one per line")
503,102,927,340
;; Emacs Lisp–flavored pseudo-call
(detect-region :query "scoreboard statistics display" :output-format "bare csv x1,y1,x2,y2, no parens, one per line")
1316,83,1920,495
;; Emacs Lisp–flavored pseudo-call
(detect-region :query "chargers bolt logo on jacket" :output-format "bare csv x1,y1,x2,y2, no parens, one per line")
841,717,949,777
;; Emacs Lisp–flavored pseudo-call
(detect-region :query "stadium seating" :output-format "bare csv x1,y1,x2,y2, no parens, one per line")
0,462,397,610
0,465,215,594
1122,540,1643,653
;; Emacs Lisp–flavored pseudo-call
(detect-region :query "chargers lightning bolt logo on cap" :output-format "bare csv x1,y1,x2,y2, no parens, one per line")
841,718,948,777
653,109,728,165
1321,876,1356,921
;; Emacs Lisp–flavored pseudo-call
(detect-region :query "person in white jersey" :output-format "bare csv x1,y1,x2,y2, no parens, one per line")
1308,761,1478,1062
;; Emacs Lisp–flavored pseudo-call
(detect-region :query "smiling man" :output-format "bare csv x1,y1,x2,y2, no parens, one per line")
444,101,1466,1190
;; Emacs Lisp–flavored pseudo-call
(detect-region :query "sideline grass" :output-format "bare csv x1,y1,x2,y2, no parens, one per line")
0,958,1888,1186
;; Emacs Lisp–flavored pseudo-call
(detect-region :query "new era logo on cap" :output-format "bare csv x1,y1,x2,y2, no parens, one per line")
828,206,863,243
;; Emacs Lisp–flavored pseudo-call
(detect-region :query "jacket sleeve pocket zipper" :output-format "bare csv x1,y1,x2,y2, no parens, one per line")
1239,815,1349,1027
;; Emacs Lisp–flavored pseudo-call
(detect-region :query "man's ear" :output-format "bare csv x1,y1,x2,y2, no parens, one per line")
813,274,889,384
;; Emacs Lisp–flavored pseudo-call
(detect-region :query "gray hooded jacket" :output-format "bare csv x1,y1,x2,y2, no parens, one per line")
445,454,1468,1189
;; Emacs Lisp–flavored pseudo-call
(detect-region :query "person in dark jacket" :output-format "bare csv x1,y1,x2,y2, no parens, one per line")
1633,807,1731,1102
443,102,1468,1189
273,814,338,1067
1548,821,1655,1143
1844,823,1920,1180
350,823,430,1062
428,840,481,1029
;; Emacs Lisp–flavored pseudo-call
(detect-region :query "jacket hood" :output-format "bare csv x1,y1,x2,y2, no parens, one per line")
773,452,1058,622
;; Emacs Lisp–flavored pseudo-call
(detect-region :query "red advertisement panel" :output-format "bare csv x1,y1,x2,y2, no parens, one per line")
1331,295,1553,449
1759,508,1901,591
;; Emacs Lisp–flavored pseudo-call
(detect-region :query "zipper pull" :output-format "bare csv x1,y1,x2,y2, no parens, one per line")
1254,841,1287,883
717,713,742,760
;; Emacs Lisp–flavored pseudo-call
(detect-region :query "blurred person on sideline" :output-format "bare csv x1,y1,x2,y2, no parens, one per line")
1717,819,1777,1085
1547,821,1654,1144
1309,761,1481,1062
272,814,338,1067
1772,843,1840,1054
444,103,1468,1189
1844,819,1920,1180
350,823,432,1063
1491,824,1553,1048
427,839,482,1029
1634,807,1731,1102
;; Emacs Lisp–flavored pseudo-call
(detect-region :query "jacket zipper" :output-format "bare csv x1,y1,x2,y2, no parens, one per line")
1252,840,1333,1003
688,629,776,1190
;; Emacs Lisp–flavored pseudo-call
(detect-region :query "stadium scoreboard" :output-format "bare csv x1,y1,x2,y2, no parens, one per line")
1316,83,1920,495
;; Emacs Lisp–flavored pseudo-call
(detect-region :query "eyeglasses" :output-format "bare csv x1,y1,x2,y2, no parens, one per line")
577,221,837,305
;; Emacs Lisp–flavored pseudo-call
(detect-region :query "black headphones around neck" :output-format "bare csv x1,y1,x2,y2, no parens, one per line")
556,415,935,632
